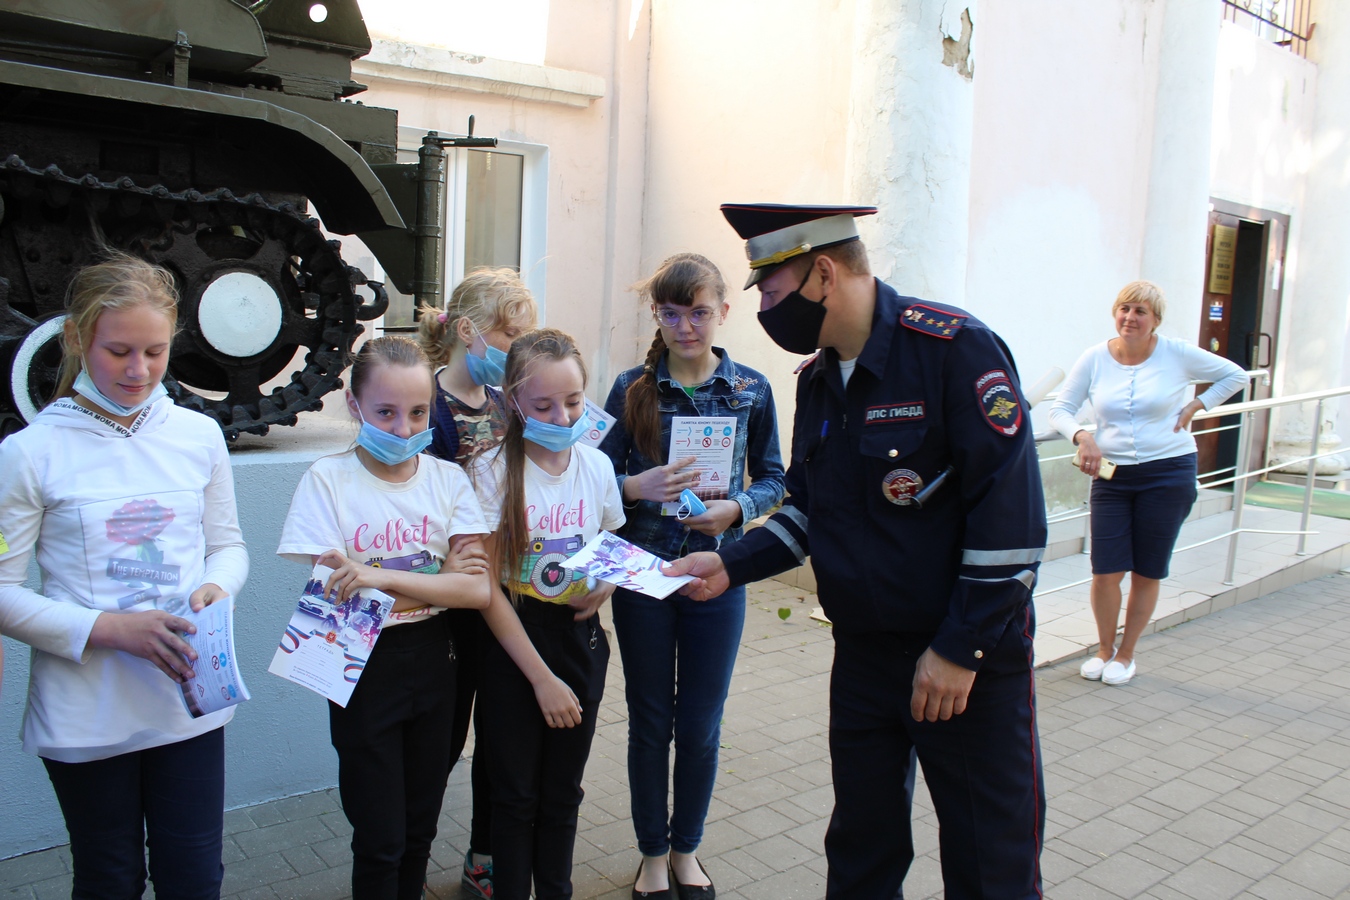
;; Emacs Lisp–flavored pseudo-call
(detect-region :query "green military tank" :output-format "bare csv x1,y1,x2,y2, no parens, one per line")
0,0,466,439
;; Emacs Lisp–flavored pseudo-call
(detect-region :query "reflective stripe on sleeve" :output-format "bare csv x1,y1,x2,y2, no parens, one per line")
961,547,1045,567
778,504,808,532
958,569,1037,591
762,519,807,565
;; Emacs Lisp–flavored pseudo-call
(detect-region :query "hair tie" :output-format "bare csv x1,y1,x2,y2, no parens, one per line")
437,313,448,324
643,364,655,376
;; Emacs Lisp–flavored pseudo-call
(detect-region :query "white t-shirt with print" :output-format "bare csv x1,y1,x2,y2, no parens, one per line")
277,451,488,626
470,443,625,605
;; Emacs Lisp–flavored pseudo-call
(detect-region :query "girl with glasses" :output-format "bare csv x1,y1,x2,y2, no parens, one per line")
599,253,786,899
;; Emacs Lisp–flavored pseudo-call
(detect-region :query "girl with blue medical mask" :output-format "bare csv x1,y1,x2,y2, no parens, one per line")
414,268,538,899
279,335,492,899
466,329,625,900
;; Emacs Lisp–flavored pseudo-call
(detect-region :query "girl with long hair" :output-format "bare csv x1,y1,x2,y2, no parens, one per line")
416,267,539,899
601,253,785,898
468,328,625,900
0,252,249,898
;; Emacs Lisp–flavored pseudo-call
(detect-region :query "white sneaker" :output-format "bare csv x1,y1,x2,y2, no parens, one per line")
1102,659,1136,685
1080,653,1114,681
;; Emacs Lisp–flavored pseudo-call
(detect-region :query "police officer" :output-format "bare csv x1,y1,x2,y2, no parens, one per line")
664,204,1048,899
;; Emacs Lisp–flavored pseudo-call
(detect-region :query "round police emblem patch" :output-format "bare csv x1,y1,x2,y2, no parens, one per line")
882,468,923,505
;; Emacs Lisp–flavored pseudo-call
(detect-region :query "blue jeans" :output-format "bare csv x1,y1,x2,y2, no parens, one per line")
611,585,746,856
43,727,226,900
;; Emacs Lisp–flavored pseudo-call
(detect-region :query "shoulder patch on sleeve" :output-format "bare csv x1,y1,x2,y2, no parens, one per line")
901,305,967,339
974,369,1024,437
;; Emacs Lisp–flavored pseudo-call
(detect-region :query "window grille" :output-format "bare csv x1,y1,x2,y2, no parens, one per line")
1221,0,1314,58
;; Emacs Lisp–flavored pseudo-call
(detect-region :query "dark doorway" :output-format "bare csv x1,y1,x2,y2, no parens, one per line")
1195,200,1286,485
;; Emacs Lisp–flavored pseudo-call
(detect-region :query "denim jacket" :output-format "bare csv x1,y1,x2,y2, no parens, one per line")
600,347,786,559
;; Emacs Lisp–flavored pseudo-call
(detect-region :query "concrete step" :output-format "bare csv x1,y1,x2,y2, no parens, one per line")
1032,503,1350,668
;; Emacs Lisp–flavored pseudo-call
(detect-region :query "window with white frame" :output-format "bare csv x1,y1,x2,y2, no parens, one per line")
377,126,549,330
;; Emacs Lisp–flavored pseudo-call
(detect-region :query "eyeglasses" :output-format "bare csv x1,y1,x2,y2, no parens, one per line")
654,307,719,328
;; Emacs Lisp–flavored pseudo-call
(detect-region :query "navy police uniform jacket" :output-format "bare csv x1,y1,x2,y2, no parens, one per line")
719,280,1048,670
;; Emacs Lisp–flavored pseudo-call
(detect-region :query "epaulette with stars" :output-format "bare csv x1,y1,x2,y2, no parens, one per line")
900,304,967,339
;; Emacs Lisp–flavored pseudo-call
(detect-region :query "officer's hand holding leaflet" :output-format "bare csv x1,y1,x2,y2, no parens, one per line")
910,648,977,722
662,552,730,602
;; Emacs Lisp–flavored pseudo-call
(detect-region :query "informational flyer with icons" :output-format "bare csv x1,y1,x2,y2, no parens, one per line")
562,531,694,600
177,596,251,719
662,416,736,515
268,563,395,708
577,398,617,449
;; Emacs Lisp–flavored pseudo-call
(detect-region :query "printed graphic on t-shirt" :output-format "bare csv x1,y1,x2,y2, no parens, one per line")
348,518,445,622
79,492,201,614
518,533,585,600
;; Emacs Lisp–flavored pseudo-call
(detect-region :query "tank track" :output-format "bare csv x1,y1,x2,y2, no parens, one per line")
0,154,389,440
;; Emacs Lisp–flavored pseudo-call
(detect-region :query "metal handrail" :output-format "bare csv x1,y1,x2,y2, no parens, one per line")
1034,369,1347,592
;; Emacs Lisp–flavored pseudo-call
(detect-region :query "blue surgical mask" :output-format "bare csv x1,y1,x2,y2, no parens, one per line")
355,404,434,465
516,402,590,452
73,370,167,417
464,328,508,387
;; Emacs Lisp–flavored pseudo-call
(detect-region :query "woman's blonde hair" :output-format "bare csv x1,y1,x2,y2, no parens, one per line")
416,267,538,367
625,253,727,462
1113,280,1166,328
55,252,179,401
481,328,587,604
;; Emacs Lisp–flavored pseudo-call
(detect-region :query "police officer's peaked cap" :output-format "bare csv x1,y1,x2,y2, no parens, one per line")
721,203,877,289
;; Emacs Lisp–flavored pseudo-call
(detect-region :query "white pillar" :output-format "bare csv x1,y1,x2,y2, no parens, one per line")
1293,0,1350,438
845,0,976,306
1139,0,1222,338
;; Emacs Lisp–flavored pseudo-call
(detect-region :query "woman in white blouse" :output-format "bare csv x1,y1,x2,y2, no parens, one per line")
1049,281,1247,686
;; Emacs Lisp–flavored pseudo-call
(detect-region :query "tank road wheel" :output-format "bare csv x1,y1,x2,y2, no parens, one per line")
0,156,389,440
7,313,65,425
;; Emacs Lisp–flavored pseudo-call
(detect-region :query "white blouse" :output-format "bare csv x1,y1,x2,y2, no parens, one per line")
1048,335,1249,465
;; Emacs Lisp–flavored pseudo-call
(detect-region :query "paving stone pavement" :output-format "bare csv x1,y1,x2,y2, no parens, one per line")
4,574,1350,899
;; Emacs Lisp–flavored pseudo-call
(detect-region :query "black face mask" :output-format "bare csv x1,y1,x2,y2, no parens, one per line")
757,266,827,355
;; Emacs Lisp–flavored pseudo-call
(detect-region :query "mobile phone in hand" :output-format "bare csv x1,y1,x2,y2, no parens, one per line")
1072,448,1116,480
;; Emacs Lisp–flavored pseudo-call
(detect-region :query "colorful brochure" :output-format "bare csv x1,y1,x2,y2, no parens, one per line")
578,397,618,449
178,596,251,719
662,416,737,515
267,563,395,708
562,531,694,600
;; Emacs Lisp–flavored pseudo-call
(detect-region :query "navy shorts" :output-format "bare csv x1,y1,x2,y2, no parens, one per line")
1089,452,1198,579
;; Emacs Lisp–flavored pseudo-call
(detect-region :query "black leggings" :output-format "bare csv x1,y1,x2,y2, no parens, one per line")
329,614,457,900
446,607,493,854
480,597,609,900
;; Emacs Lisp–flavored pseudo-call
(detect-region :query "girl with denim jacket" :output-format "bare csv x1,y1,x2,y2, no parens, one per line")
600,253,786,899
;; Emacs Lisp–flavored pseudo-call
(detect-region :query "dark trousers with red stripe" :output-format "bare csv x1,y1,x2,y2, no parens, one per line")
825,604,1044,899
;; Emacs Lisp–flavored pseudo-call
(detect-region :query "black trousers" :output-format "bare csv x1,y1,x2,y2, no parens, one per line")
446,607,493,854
43,727,226,900
825,604,1045,900
480,598,609,900
329,614,458,900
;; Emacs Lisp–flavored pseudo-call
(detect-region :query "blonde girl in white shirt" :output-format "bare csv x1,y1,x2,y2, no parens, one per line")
0,253,248,899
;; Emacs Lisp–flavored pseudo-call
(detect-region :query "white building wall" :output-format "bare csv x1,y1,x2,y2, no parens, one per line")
965,0,1166,395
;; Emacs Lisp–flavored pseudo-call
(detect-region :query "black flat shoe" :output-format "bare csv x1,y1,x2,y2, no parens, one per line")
671,857,715,900
632,857,672,899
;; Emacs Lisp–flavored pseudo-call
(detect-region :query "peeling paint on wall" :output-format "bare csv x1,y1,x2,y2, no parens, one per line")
942,8,974,80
